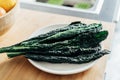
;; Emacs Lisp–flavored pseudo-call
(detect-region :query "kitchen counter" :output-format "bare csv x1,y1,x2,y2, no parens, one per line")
0,8,115,80
105,20,120,80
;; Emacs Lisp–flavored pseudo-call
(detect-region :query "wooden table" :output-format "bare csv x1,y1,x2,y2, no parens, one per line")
0,9,115,80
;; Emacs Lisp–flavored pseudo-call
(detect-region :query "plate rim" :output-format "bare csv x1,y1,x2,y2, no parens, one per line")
28,59,96,75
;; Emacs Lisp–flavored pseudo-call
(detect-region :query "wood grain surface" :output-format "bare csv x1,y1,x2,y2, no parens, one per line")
0,9,115,80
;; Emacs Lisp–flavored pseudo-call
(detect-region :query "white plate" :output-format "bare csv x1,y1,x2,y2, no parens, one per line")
28,24,96,75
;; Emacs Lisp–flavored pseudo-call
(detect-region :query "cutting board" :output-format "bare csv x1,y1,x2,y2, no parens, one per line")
0,9,115,80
